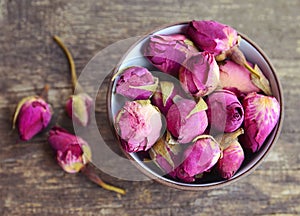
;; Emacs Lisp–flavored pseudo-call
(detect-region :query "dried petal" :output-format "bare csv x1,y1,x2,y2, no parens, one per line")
115,100,163,152
166,98,208,144
241,92,280,152
116,66,158,100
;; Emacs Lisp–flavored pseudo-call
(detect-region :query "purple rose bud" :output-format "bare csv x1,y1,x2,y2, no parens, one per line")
116,66,158,100
206,90,244,133
149,132,181,177
215,128,244,179
13,96,52,141
176,135,221,182
48,126,92,173
166,98,208,144
241,93,280,152
144,34,198,77
186,20,238,56
179,51,220,97
219,60,260,94
115,100,163,152
66,93,93,127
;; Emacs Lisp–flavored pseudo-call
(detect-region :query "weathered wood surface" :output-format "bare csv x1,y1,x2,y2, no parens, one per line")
0,0,299,215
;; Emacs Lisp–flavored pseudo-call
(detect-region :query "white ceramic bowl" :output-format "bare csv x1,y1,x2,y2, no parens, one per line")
107,22,284,190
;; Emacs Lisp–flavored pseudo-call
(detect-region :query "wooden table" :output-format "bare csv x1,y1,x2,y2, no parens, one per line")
1,0,299,215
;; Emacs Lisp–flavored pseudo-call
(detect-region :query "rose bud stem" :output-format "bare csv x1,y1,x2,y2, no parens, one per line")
81,164,126,195
226,46,260,79
53,35,93,126
53,35,83,93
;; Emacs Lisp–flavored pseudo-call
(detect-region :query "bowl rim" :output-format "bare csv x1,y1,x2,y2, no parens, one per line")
106,21,284,190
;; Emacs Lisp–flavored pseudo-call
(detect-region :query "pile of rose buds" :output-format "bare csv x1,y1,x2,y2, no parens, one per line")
114,20,281,183
12,36,126,195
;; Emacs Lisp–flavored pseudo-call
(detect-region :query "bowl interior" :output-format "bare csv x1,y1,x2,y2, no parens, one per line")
108,23,283,189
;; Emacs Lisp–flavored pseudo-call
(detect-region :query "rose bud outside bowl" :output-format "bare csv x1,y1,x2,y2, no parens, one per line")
107,22,283,190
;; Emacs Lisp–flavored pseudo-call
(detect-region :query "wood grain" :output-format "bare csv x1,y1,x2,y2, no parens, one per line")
0,0,299,215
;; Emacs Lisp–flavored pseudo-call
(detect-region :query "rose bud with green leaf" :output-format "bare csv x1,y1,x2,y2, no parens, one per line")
54,35,93,127
179,51,219,97
219,60,260,94
241,92,280,153
115,66,159,100
176,135,221,182
149,132,181,178
65,93,93,127
206,89,244,133
115,100,163,153
215,128,245,179
48,126,126,195
166,97,208,144
144,34,198,77
186,20,238,57
151,81,186,116
48,126,92,173
12,95,52,141
186,20,265,85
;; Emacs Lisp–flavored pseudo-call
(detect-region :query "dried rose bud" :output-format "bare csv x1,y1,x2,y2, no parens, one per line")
241,92,280,152
179,51,219,97
149,132,181,177
176,135,221,182
166,98,208,144
66,93,93,127
13,96,52,141
215,128,244,179
115,100,163,153
217,140,244,179
151,81,185,116
186,20,238,56
116,66,158,100
206,89,244,133
48,126,92,173
219,60,260,94
144,34,198,77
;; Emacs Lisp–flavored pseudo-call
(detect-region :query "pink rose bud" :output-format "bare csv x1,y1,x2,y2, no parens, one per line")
149,132,181,177
176,135,221,182
219,60,260,94
215,128,245,179
241,92,280,152
179,51,220,97
13,96,52,141
48,126,92,173
66,93,93,127
166,98,208,144
206,90,244,133
151,81,185,116
217,140,244,179
115,100,163,153
186,20,238,56
144,34,198,77
116,66,158,100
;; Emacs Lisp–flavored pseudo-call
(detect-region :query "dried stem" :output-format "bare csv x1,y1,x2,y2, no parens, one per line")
40,84,50,100
81,164,126,195
53,35,81,92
